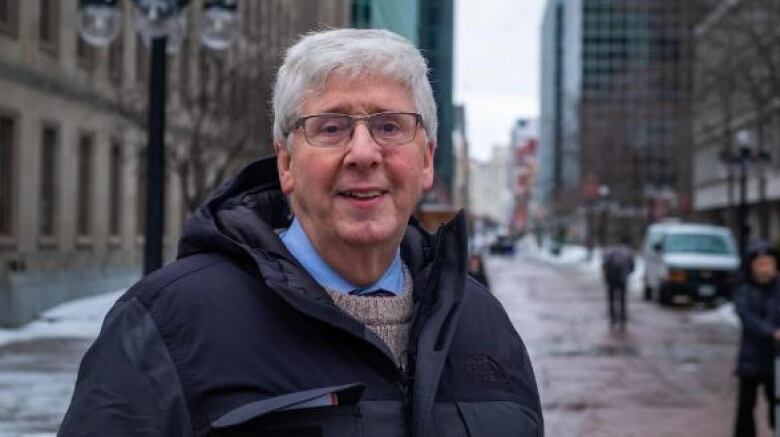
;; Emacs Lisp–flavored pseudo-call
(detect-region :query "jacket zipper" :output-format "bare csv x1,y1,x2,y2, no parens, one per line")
399,348,418,435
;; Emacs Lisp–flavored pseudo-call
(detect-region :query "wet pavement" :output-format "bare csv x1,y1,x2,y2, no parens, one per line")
489,254,769,437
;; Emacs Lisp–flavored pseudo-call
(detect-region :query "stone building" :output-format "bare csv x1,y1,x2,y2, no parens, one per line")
0,0,349,326
692,0,780,243
539,0,713,243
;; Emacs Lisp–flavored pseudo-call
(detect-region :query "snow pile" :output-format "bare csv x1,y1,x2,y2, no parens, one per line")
0,290,123,348
690,302,740,328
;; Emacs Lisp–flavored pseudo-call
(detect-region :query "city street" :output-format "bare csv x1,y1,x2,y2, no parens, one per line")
491,250,765,436
0,251,768,436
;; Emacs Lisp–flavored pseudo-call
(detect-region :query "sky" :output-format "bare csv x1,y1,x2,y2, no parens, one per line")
455,0,547,161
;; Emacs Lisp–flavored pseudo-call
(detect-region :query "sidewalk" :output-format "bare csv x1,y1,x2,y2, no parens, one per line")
0,291,121,436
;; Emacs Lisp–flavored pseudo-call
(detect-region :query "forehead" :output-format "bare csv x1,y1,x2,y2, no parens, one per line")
301,72,415,115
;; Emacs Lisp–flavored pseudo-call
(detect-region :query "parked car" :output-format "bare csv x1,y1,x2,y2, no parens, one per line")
489,235,516,256
642,222,739,305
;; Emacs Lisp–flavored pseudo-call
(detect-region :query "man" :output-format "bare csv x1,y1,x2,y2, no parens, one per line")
59,29,543,436
602,238,634,330
734,241,780,437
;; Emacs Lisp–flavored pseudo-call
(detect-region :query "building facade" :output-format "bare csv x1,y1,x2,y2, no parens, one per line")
509,119,539,232
539,0,711,243
469,146,513,229
452,104,470,211
692,0,780,243
0,0,349,326
537,0,570,216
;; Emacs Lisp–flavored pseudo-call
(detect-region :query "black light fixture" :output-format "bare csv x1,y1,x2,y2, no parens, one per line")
77,0,239,274
719,129,772,258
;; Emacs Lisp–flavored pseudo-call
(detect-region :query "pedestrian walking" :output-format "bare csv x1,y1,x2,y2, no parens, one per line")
58,29,543,436
602,238,635,330
734,241,780,437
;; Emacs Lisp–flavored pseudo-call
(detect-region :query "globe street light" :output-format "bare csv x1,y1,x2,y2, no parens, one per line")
78,0,240,274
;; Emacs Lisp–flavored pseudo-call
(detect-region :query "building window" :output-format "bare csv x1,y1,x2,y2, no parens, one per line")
77,133,94,238
179,38,190,98
0,115,14,237
136,35,148,84
39,0,59,54
77,33,96,71
39,125,59,238
108,33,123,85
109,140,123,237
0,0,19,37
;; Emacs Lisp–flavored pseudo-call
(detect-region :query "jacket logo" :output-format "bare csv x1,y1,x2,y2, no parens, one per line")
465,353,508,384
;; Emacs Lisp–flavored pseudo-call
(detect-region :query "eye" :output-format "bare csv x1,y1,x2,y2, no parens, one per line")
379,122,401,133
310,117,349,136
373,116,404,136
320,123,344,134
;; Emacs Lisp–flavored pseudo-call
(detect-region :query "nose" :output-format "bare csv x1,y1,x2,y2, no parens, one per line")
343,121,382,170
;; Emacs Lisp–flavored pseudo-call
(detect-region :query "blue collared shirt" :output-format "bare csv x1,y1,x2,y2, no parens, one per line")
280,218,404,295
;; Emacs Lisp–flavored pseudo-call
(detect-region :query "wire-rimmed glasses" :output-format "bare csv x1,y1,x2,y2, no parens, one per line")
287,112,423,148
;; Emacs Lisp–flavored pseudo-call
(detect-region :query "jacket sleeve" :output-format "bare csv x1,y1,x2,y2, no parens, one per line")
58,297,194,437
734,285,776,339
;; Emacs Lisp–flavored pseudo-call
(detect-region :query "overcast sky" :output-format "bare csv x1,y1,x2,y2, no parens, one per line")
454,0,547,161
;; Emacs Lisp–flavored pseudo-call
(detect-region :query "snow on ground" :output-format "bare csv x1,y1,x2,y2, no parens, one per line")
521,237,739,328
0,290,124,437
0,290,123,348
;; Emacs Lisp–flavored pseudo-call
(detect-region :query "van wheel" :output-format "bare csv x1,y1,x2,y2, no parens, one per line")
643,284,652,301
658,287,672,306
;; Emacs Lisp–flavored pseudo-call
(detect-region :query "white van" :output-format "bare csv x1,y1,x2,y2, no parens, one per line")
642,222,739,305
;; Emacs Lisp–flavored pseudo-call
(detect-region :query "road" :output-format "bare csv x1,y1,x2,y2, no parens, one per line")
489,253,766,436
0,253,768,436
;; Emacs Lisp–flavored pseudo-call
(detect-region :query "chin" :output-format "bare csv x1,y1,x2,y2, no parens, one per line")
337,221,401,247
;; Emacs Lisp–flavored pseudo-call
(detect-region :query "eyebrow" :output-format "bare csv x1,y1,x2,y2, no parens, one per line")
312,103,401,115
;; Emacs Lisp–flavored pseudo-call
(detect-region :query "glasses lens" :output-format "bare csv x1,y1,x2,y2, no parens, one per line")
369,113,418,146
304,115,352,147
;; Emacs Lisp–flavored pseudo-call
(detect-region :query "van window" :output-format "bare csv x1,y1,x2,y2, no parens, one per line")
663,233,735,255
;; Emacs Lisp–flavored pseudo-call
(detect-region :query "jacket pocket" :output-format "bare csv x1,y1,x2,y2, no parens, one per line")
455,401,542,437
209,383,365,437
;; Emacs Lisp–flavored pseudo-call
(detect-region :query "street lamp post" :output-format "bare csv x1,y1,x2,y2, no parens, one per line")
77,0,240,274
720,129,772,258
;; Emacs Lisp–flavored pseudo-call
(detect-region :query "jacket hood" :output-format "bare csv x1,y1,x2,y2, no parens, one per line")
177,155,292,263
741,240,780,278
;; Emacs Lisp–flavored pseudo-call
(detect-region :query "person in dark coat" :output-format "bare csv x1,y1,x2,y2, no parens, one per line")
467,253,490,290
601,238,635,330
734,241,780,437
58,29,543,436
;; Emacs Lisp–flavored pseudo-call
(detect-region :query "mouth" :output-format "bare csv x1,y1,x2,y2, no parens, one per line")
338,189,387,201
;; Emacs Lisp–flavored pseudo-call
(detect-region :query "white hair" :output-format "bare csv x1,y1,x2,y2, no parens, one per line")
272,28,438,148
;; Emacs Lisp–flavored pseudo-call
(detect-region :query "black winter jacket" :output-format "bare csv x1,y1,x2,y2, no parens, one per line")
734,277,780,378
59,156,543,437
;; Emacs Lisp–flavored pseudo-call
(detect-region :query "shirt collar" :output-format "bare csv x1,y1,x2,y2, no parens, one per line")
280,218,404,295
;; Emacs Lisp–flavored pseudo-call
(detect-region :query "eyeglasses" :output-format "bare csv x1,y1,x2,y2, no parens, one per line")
287,112,423,148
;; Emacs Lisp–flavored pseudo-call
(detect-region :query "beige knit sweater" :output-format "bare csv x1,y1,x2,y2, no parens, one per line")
325,264,414,368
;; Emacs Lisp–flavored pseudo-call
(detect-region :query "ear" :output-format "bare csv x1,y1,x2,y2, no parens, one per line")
275,141,294,195
422,140,436,191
